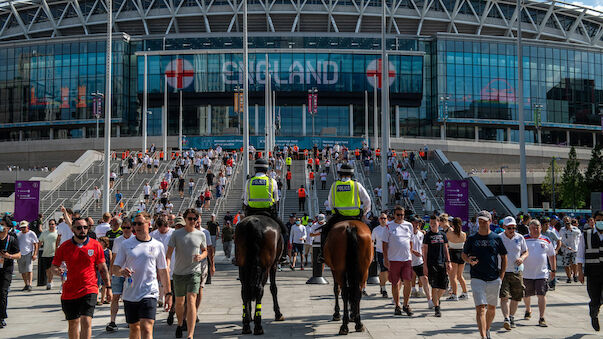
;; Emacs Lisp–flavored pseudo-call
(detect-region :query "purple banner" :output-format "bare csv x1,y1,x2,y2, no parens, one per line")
14,181,40,223
444,180,469,227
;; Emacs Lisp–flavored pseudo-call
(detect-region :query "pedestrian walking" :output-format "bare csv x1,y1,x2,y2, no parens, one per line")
221,221,234,259
410,216,432,307
289,218,307,270
297,185,306,212
559,216,581,283
447,217,468,301
0,218,21,329
16,221,38,291
39,219,58,290
423,215,451,317
577,210,603,331
106,218,134,332
371,213,390,298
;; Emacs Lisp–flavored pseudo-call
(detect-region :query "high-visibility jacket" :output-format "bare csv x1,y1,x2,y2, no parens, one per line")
309,172,314,180
304,149,309,157
376,149,381,156
392,151,397,157
247,175,274,208
286,157,292,166
307,158,313,166
330,180,361,217
315,158,320,166
301,216,310,226
402,151,408,158
293,146,299,152
286,171,292,180
298,188,306,198
355,149,360,156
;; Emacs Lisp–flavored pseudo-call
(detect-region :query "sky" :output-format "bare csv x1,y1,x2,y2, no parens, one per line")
568,0,603,11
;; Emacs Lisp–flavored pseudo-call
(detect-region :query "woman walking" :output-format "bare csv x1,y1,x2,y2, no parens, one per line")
447,217,468,301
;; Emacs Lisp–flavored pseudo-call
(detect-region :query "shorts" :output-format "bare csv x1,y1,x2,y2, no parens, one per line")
173,273,202,297
17,253,33,273
144,194,150,200
111,276,126,295
200,263,209,289
449,249,464,265
388,260,412,284
471,278,502,306
292,243,304,254
524,278,548,296
562,251,576,266
147,164,152,169
412,264,424,277
40,256,54,272
110,178,115,182
123,298,158,323
211,235,217,246
499,272,525,301
376,252,388,272
428,265,448,290
61,293,97,320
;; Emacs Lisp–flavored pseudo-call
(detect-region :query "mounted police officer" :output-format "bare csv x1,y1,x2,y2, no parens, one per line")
242,158,289,261
578,210,603,332
318,162,371,263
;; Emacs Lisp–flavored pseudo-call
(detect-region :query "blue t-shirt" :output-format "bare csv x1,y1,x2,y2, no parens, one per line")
463,232,507,281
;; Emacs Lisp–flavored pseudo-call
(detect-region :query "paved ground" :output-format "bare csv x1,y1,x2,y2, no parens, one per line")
2,252,600,339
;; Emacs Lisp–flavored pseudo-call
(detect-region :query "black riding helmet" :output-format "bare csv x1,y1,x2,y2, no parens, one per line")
338,163,354,177
254,158,269,172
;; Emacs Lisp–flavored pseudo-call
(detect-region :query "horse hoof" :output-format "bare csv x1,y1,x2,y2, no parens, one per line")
275,314,285,321
242,325,252,334
253,327,264,335
333,314,341,321
355,323,365,332
339,326,349,335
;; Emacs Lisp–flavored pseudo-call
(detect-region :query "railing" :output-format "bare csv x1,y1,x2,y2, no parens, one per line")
355,160,379,215
145,158,180,215
212,153,243,218
409,152,442,212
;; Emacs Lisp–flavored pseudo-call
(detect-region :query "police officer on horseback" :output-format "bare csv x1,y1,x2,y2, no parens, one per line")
242,158,289,261
318,162,371,263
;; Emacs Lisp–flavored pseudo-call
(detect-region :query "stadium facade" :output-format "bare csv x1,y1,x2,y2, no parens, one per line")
0,0,602,149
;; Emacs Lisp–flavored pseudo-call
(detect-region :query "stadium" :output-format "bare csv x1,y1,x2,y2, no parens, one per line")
0,0,601,151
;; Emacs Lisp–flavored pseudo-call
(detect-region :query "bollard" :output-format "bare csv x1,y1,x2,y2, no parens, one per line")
36,249,46,286
306,246,328,284
366,247,380,285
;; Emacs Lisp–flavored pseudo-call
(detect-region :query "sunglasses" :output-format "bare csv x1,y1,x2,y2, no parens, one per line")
507,226,517,230
379,217,387,220
122,226,132,230
187,217,197,221
75,226,89,230
132,222,146,226
395,214,404,217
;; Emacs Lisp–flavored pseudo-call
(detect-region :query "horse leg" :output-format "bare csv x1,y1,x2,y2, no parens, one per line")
332,283,341,321
269,265,284,321
253,282,265,335
241,277,252,335
339,285,349,335
354,287,364,332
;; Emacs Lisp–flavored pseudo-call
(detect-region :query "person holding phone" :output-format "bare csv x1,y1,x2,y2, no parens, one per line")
462,210,508,339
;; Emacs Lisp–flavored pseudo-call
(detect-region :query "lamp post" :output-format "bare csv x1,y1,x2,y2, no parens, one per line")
440,95,450,140
517,0,528,213
533,103,543,144
551,156,558,214
242,0,250,178
102,0,113,214
91,91,104,139
500,166,508,195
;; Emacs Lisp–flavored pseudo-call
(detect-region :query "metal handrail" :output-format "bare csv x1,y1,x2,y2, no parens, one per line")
355,160,380,215
212,153,243,217
404,153,440,213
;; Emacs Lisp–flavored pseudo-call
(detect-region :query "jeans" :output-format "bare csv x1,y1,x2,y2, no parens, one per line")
0,268,13,319
223,241,232,258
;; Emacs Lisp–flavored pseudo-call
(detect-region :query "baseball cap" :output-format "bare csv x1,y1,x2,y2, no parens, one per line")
19,220,29,228
502,216,517,227
409,215,419,222
174,216,186,226
477,210,492,221
317,214,326,222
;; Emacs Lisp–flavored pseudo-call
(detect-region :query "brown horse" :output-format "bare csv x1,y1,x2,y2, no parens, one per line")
324,219,373,335
235,214,285,335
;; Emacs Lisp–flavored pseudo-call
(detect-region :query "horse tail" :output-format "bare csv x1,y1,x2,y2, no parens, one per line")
345,225,361,298
243,218,263,302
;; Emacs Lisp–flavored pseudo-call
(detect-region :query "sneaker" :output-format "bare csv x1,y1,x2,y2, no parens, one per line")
394,306,402,315
428,300,434,309
458,293,468,300
510,316,516,328
175,325,183,338
158,300,163,307
524,311,531,320
362,290,369,297
46,284,52,290
26,285,33,292
566,278,572,283
486,330,491,339
106,322,118,332
300,266,304,271
434,306,441,317
181,320,187,331
503,318,511,330
381,290,388,298
21,286,28,291
402,305,414,316
447,294,458,301
538,318,548,327
417,290,426,298
167,312,174,326
290,265,295,271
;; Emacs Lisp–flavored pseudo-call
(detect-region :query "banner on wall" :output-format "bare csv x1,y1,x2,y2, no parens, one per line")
184,136,364,150
444,180,469,226
13,181,40,223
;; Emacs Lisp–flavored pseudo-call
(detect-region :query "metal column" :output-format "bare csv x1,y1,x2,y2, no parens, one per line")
517,0,528,213
102,0,113,214
380,0,390,207
143,54,148,153
243,0,250,178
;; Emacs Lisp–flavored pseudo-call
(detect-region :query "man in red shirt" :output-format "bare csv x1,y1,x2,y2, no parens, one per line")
52,218,112,339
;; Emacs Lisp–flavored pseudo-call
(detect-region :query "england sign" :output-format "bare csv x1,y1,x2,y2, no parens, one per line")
166,58,195,89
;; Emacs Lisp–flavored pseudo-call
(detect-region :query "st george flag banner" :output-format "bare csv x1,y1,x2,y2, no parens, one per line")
14,180,40,222
444,180,469,226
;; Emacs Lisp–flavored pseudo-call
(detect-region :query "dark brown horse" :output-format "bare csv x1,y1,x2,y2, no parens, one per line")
324,219,373,335
234,214,285,335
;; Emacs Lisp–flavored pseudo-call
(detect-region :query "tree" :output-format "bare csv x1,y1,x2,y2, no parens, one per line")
584,143,603,193
560,147,587,210
541,159,562,209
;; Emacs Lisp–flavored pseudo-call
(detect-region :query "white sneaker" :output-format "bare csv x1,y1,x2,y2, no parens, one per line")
417,290,426,298
428,300,434,309
447,294,459,301
459,293,468,300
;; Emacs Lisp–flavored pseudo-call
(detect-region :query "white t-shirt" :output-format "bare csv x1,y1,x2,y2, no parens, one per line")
383,220,413,262
143,185,151,195
436,181,444,191
57,222,74,245
151,229,175,277
523,235,555,279
93,189,101,199
412,231,424,266
305,225,313,245
310,222,324,245
320,172,327,181
560,226,581,252
17,231,39,256
371,225,387,253
113,236,167,302
499,232,528,273
289,224,307,245
95,223,111,237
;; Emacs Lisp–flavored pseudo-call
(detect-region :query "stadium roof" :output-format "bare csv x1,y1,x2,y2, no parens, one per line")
0,0,601,47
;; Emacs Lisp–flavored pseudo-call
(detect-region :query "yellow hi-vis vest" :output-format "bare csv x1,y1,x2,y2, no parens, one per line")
301,216,309,225
330,180,361,216
286,157,292,166
247,175,274,208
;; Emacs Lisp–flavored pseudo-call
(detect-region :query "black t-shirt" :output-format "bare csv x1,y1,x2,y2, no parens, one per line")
463,232,508,281
0,233,20,271
223,214,233,224
206,173,214,184
423,230,448,266
517,224,529,235
206,221,219,236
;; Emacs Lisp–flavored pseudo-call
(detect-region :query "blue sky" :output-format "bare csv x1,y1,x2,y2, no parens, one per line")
568,0,603,11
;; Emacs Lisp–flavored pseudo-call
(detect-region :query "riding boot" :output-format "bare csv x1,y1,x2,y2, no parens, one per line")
317,224,330,264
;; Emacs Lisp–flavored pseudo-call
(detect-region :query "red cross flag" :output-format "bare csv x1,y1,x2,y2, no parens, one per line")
366,58,396,89
165,58,195,89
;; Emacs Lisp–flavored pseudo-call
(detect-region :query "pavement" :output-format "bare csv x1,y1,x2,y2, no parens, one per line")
2,253,600,339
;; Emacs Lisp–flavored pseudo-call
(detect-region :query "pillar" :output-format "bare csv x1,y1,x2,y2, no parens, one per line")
594,132,597,148
116,125,120,138
395,105,400,138
82,127,86,138
207,104,212,135
538,129,542,145
566,130,570,146
527,184,534,208
19,130,23,141
349,104,354,137
440,125,445,140
254,104,259,136
302,104,306,136
474,126,479,142
507,127,511,143
49,128,54,140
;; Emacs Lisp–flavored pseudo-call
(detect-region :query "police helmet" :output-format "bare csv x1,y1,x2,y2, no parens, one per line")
254,158,269,172
338,163,354,177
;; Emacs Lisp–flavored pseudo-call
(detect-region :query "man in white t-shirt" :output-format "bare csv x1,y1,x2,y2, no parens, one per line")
435,179,444,197
559,217,581,283
143,183,151,203
498,216,529,330
113,212,171,339
106,220,134,332
409,216,431,307
289,218,307,270
523,219,556,327
93,186,102,207
16,221,39,291
151,218,174,307
371,212,389,298
95,213,112,238
383,206,420,316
